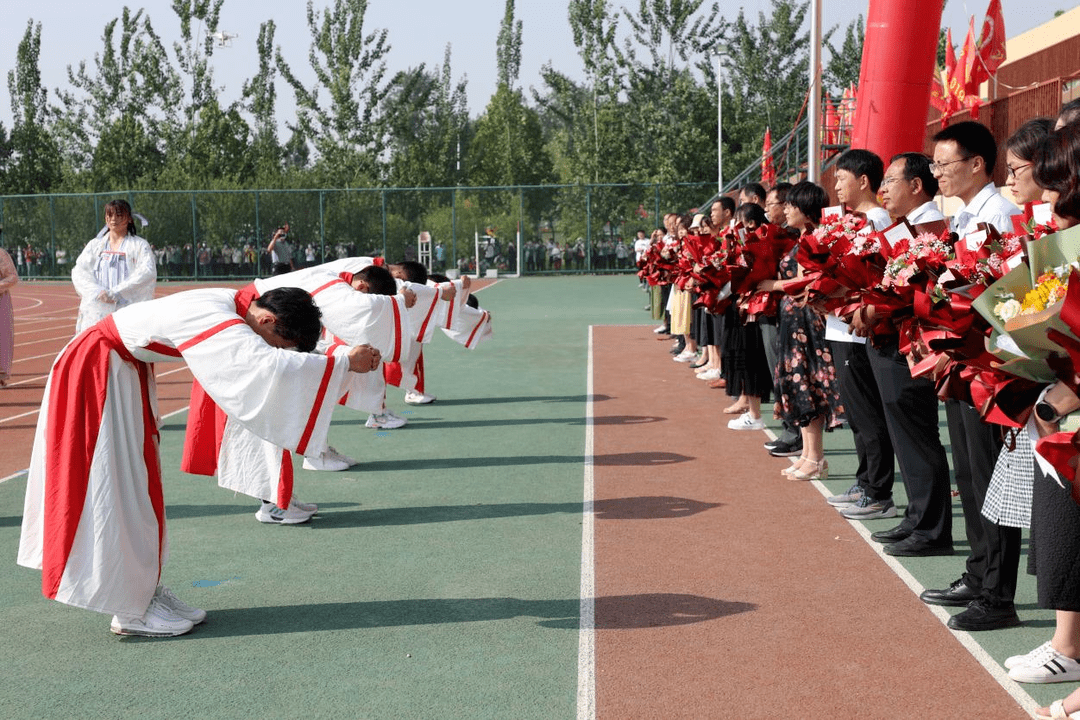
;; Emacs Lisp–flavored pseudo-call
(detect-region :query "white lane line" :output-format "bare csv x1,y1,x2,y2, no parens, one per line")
576,325,596,720
807,479,1039,715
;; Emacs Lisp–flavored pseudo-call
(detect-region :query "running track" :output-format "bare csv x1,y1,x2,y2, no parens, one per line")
0,279,1043,717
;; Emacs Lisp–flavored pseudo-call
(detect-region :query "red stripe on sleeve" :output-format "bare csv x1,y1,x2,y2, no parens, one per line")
296,355,336,456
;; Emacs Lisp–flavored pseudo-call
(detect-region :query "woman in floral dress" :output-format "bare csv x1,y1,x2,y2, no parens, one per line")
756,181,844,480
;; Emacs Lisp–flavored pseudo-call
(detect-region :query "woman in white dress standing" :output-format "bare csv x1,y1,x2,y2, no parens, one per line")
72,199,157,333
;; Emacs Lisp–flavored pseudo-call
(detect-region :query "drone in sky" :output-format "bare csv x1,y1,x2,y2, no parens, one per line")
213,31,237,47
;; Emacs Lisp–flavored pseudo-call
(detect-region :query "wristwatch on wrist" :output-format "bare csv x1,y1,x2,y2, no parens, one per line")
1036,386,1064,423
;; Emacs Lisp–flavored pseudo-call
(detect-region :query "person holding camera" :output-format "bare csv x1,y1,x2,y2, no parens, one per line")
267,223,295,276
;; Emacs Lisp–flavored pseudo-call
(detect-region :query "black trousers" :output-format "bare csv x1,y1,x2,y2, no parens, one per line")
944,399,1019,604
831,341,894,501
867,340,952,543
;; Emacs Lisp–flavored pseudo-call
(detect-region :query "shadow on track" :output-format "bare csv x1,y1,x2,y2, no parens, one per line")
137,593,755,640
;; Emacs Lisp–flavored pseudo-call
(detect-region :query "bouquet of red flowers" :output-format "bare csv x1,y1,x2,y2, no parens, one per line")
636,237,680,286
734,224,798,318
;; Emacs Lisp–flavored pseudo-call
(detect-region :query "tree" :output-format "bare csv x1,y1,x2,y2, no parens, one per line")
718,0,811,182
277,0,392,185
52,7,182,182
496,0,523,89
469,84,551,190
385,45,470,190
242,20,283,176
4,20,62,194
90,112,166,191
824,14,864,95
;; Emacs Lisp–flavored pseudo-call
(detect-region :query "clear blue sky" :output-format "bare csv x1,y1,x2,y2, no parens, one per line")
0,0,1069,131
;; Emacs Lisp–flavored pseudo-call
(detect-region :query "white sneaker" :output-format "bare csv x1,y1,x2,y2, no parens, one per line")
291,496,318,513
1005,641,1053,670
696,368,721,381
403,390,436,405
366,411,407,429
255,501,314,525
652,325,669,334
727,412,765,431
302,445,355,471
154,585,207,625
673,351,697,363
1008,643,1080,683
111,596,194,637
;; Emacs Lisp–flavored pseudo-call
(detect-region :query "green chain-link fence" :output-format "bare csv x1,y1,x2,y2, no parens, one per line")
0,182,715,280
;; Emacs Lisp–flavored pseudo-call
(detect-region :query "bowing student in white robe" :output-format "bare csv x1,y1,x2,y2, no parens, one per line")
182,263,412,517
18,286,380,637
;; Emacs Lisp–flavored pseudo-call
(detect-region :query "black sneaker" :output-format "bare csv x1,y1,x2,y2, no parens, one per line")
768,439,803,457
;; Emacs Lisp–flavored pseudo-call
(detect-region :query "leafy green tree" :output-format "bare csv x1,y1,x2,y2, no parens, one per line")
824,14,863,95
385,45,470,190
717,0,811,182
53,8,182,186
469,84,551,190
90,112,166,191
276,0,392,186
496,0,523,89
172,0,226,147
242,20,283,177
4,20,62,194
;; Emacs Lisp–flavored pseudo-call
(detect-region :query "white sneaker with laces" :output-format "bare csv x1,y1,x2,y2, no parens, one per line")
255,501,314,525
1005,641,1053,670
404,390,436,405
302,445,355,471
673,351,697,363
727,412,765,431
110,597,194,637
696,368,721,381
155,585,207,625
1008,643,1080,683
366,411,407,429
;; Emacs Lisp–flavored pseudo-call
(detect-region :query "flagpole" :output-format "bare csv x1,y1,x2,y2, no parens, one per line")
713,45,725,195
807,0,822,182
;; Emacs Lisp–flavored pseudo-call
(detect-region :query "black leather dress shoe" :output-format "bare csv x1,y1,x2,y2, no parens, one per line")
870,524,911,544
920,578,981,607
946,598,1021,631
883,535,953,557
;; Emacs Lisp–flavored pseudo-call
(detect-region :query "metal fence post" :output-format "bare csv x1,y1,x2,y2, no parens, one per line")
451,188,457,271
381,190,387,258
191,193,198,279
319,190,326,262
585,186,591,274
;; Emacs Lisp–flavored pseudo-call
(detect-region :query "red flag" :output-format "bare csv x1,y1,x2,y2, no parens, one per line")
761,127,776,188
930,70,947,113
824,98,839,145
962,17,984,95
977,0,1007,77
941,28,961,126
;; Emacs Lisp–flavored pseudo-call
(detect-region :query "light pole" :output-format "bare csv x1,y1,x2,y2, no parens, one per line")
713,44,726,195
807,0,822,182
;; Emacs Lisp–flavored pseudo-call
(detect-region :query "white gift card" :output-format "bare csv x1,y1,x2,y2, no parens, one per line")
823,205,844,220
883,222,915,244
964,230,988,251
1005,253,1025,271
1032,202,1053,226
937,269,956,284
994,333,1029,358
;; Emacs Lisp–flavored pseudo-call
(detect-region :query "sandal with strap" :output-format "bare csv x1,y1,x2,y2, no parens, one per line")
1037,699,1080,719
790,458,829,482
781,456,810,477
723,403,748,414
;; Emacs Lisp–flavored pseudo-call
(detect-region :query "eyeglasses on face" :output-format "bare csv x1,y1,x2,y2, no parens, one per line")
929,156,973,174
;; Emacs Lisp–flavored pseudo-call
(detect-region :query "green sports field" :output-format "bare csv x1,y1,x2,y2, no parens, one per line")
0,276,642,720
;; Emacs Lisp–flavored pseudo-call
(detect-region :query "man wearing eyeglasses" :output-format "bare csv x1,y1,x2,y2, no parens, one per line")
931,121,1020,237
921,120,1023,632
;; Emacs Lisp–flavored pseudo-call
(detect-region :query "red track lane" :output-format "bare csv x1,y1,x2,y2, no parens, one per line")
590,325,1028,719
